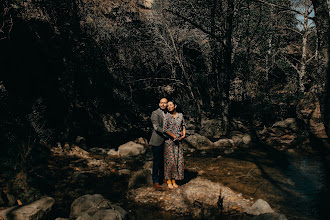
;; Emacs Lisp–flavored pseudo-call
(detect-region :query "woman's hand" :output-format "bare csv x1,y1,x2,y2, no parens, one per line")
178,134,185,141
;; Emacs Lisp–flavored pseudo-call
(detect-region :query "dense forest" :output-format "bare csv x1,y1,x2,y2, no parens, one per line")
0,0,329,219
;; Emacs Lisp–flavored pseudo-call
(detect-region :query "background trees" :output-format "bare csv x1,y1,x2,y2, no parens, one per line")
0,0,329,147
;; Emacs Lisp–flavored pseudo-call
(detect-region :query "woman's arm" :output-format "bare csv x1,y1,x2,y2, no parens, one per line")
178,114,186,140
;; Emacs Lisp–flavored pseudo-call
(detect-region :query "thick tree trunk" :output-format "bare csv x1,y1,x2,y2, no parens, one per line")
311,0,330,140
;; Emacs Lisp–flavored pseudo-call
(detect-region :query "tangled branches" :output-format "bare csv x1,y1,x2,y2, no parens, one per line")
0,0,13,40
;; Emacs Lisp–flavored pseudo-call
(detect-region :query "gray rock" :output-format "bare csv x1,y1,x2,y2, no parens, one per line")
118,169,131,175
91,209,122,220
245,199,274,215
128,169,153,189
143,161,153,169
55,218,69,220
136,0,154,9
70,194,127,220
231,133,244,146
184,134,214,150
272,118,298,131
76,213,92,220
111,205,128,219
0,197,55,220
90,147,108,154
252,213,287,220
108,149,119,156
118,141,145,157
242,134,252,146
134,137,148,146
70,194,111,219
213,138,233,148
128,177,254,218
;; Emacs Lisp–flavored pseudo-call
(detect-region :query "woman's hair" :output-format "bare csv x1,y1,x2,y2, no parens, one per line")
167,100,178,106
168,100,183,113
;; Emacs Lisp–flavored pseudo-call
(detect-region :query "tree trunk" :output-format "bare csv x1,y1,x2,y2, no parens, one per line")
299,1,310,92
311,0,330,140
221,0,234,134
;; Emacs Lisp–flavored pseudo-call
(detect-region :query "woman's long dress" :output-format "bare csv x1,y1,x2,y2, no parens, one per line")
163,112,185,180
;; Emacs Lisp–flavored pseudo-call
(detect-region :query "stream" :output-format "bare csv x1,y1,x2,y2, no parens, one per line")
126,147,329,220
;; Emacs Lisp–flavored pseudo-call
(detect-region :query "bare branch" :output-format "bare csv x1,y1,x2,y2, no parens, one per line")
163,8,224,44
253,0,315,20
281,54,301,73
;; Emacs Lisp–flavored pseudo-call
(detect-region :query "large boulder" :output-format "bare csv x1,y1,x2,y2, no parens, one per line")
267,118,300,147
0,197,55,220
118,141,145,157
128,169,153,189
245,199,274,215
183,134,214,150
70,194,111,219
70,194,127,220
128,177,254,218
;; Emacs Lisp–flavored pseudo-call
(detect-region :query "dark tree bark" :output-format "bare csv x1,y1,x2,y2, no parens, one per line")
220,0,234,134
311,0,330,140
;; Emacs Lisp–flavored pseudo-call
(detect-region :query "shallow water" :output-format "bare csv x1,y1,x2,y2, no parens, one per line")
280,152,328,219
126,147,329,220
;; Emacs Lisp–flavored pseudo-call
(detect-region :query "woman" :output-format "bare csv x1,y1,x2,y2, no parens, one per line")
163,100,186,189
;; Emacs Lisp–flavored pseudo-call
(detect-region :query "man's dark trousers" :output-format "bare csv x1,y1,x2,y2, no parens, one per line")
152,145,164,184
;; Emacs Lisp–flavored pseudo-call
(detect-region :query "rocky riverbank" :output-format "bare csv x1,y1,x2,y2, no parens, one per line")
0,135,293,220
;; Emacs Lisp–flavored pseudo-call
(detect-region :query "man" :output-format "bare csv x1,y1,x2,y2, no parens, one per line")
149,98,168,190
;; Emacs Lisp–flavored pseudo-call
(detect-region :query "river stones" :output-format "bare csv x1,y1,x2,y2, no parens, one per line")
70,194,127,220
213,138,233,148
118,141,145,157
0,197,55,220
245,199,274,215
184,134,214,150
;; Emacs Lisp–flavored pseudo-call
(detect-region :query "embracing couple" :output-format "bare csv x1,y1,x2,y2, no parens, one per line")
149,98,186,190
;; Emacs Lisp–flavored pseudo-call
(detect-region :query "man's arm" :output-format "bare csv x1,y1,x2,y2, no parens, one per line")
151,111,163,134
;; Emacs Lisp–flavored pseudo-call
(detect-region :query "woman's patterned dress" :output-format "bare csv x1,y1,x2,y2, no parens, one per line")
163,112,185,180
